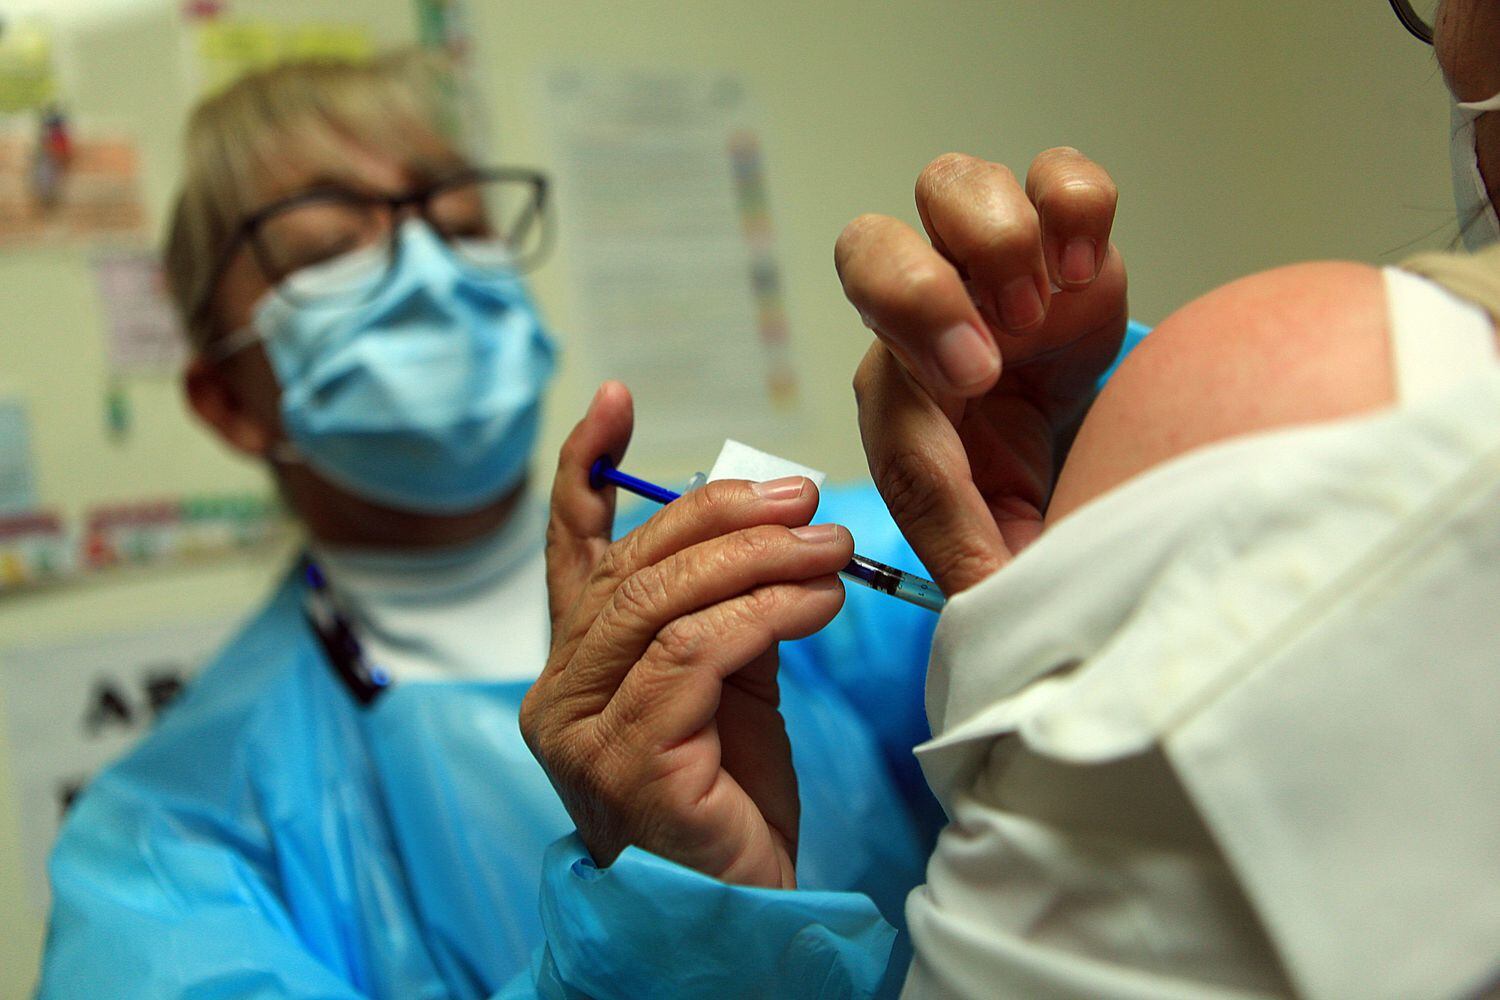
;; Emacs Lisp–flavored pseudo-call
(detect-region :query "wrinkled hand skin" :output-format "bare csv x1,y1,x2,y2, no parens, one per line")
520,381,854,889
835,149,1128,596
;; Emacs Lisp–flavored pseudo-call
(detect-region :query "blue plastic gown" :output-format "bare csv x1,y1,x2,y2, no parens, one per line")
37,485,938,999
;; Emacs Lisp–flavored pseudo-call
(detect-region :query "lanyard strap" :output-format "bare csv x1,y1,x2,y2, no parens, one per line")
302,557,391,706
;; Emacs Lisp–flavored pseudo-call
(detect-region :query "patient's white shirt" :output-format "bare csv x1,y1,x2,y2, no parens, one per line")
905,269,1500,999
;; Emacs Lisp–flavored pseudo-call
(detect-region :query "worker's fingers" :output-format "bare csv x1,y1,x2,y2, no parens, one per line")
546,381,634,632
524,553,842,884
835,212,997,402
854,341,1010,595
712,648,801,882
915,153,1052,338
1006,241,1132,415
560,522,853,717
604,576,845,750
578,580,841,885
1024,146,1119,292
559,477,822,652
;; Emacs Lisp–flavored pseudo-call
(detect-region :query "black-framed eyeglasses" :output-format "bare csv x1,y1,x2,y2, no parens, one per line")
195,166,550,322
1389,0,1437,44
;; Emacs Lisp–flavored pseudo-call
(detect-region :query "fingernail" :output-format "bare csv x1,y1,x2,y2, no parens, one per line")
1061,238,1097,286
790,523,840,543
753,476,807,501
999,277,1045,332
935,323,999,392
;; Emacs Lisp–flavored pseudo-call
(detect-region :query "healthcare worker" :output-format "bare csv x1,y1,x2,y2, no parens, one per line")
516,0,1500,997
36,52,941,998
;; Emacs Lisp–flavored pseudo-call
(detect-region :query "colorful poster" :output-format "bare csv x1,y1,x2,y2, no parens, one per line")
541,68,799,453
0,16,58,115
0,124,147,248
92,252,188,375
0,616,240,912
0,511,70,591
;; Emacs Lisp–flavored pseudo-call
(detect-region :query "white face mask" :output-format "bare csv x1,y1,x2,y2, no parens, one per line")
1450,90,1500,251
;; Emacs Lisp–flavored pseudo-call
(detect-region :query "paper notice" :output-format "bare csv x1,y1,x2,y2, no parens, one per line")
541,67,798,453
92,252,188,375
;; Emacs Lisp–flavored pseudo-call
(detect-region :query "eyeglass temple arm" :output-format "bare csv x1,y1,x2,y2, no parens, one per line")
1387,0,1434,44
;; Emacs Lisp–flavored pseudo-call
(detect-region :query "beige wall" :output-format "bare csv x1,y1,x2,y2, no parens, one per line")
0,1,1454,995
494,0,1455,482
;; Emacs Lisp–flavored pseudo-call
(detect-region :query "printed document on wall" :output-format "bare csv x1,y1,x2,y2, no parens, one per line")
541,67,798,451
92,252,188,376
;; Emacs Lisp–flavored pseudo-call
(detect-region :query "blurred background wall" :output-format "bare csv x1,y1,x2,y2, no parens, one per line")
0,0,1452,994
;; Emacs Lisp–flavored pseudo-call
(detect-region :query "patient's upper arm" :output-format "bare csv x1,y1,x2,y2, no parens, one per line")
1048,261,1393,524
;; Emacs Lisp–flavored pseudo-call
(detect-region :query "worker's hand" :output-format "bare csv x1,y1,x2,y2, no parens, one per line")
835,149,1128,595
520,381,852,889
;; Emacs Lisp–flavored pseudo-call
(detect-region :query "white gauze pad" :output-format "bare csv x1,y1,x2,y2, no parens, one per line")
706,439,826,491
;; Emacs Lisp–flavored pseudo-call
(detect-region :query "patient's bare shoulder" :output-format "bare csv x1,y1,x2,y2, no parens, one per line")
1048,261,1392,523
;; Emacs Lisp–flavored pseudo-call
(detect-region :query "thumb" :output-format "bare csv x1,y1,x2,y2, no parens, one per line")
546,381,634,630
854,343,1009,596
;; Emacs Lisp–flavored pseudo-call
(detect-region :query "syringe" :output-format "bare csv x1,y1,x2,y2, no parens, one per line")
589,457,946,613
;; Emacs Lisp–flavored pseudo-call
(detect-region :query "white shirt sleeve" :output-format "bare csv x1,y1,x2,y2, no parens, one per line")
908,328,1500,997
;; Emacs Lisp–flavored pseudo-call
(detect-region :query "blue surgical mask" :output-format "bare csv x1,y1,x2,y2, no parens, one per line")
213,221,558,514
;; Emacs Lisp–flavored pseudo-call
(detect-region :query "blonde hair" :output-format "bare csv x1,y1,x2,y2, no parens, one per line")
164,50,468,351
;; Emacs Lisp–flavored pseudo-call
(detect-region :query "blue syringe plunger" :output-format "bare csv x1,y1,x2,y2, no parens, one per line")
588,455,946,614
591,457,682,505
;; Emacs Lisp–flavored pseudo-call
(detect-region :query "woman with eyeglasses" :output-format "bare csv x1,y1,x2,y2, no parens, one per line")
515,1,1500,997
35,52,942,999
